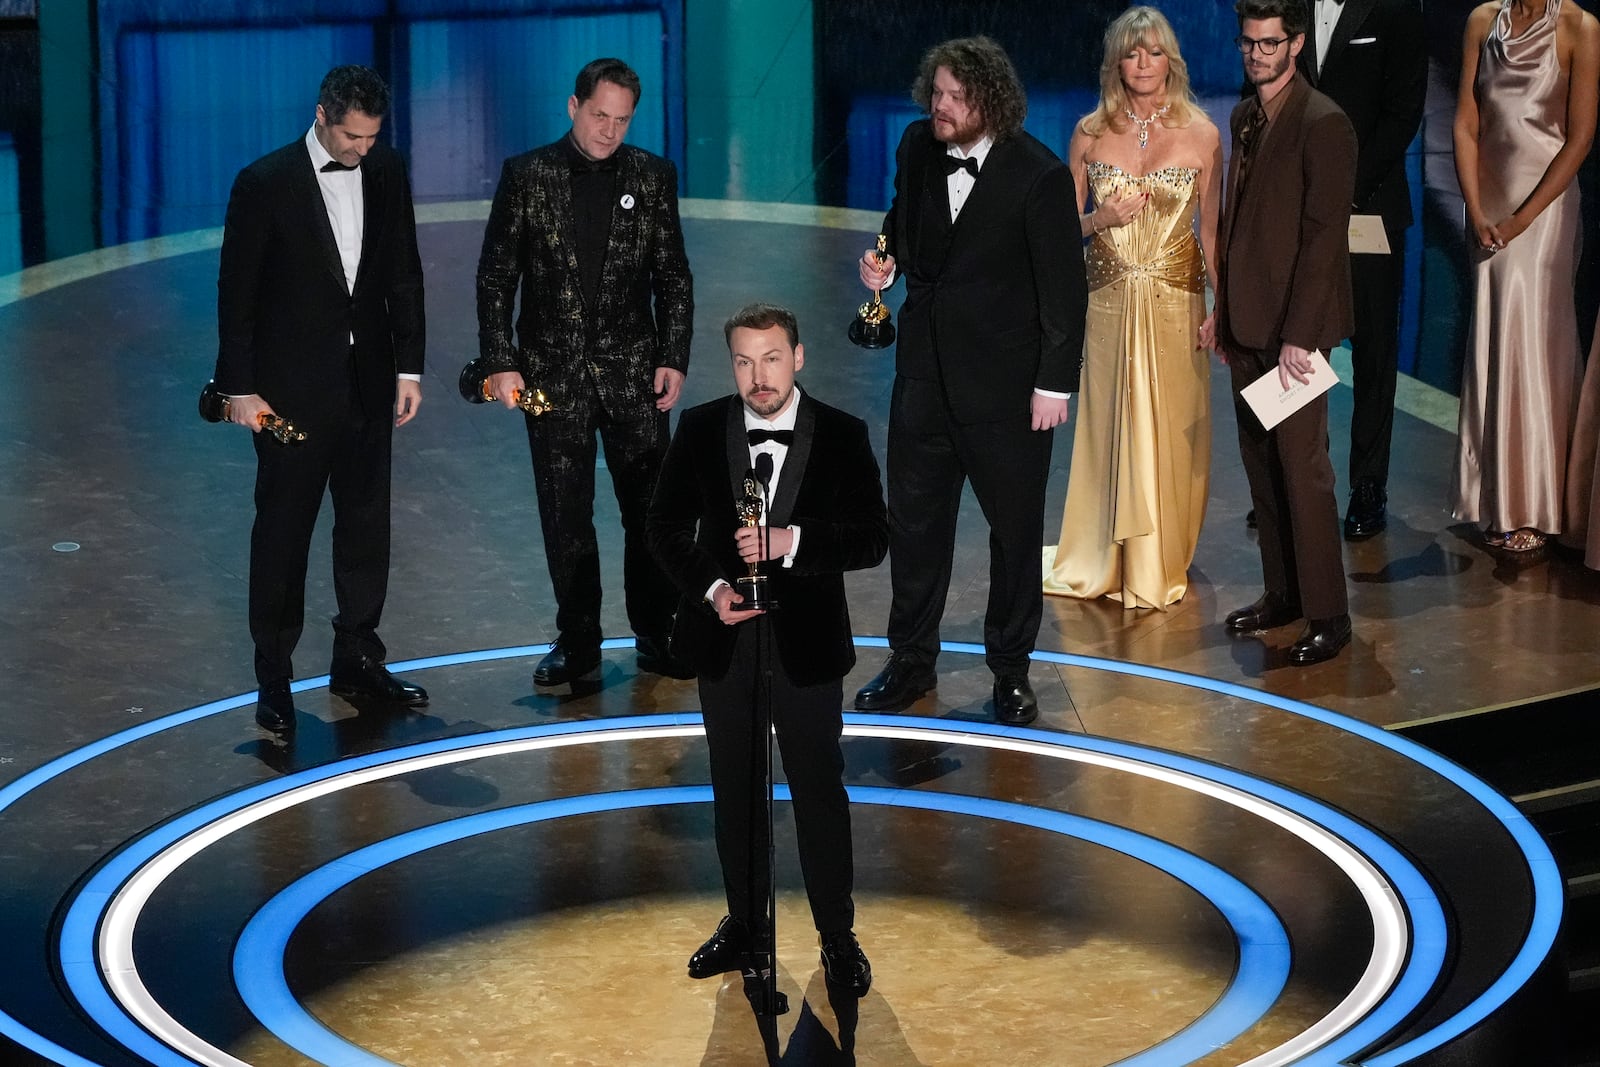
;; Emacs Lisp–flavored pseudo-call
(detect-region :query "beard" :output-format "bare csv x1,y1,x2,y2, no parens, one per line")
1244,49,1292,87
932,110,985,147
744,385,789,417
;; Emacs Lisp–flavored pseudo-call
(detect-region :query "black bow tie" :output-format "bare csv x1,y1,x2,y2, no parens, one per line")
747,429,794,447
942,154,980,178
569,152,619,175
320,159,358,172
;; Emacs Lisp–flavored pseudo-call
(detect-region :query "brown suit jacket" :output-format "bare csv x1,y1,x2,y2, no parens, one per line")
1217,73,1358,355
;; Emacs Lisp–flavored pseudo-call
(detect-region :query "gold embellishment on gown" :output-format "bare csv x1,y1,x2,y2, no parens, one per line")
1044,162,1211,609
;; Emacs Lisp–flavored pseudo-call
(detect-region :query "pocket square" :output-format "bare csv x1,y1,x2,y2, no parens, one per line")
1349,36,1377,44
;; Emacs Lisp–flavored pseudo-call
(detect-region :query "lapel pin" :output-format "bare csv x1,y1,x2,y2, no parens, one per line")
620,193,635,210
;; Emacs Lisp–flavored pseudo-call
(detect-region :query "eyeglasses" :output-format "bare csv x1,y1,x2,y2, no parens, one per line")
1235,35,1290,55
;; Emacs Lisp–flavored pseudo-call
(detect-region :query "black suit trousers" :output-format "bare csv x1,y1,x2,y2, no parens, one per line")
524,376,675,646
698,619,853,935
1227,346,1348,620
886,375,1052,674
249,374,391,685
1347,233,1406,488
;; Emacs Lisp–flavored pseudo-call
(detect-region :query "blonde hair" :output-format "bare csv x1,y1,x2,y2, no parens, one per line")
1081,6,1200,139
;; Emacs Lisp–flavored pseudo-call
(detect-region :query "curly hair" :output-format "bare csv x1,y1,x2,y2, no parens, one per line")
1081,7,1201,139
1235,0,1309,39
911,36,1027,143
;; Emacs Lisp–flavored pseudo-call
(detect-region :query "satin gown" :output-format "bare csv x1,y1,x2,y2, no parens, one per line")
1452,0,1583,534
1562,313,1600,567
1043,162,1209,609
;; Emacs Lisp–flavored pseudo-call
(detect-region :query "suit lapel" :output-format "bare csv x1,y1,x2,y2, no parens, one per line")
1322,0,1380,78
542,156,583,298
597,150,640,315
354,157,382,293
724,396,749,506
294,148,347,290
767,395,813,528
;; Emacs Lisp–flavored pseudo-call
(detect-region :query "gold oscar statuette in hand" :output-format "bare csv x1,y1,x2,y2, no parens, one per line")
848,234,896,349
457,357,554,416
197,380,308,444
733,473,776,612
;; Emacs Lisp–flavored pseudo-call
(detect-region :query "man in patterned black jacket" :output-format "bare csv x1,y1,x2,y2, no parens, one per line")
477,57,694,687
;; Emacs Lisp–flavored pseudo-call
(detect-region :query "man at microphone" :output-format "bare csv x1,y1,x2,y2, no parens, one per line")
646,302,888,997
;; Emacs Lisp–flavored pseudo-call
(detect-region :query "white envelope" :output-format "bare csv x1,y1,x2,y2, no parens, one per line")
1349,214,1391,254
1241,349,1340,430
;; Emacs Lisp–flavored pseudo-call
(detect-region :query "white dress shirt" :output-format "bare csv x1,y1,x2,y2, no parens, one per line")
705,389,804,605
1314,0,1344,69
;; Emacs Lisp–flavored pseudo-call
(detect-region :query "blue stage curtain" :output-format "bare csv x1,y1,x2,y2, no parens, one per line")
405,11,666,204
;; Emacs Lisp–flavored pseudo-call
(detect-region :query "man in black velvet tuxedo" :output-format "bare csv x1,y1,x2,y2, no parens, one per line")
477,57,694,688
646,303,887,997
853,36,1087,725
214,65,428,733
1298,0,1425,539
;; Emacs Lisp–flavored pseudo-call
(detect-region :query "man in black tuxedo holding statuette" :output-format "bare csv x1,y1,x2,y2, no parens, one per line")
213,64,428,733
646,303,886,997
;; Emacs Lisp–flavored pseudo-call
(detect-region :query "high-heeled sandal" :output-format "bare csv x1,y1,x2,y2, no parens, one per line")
1502,528,1547,552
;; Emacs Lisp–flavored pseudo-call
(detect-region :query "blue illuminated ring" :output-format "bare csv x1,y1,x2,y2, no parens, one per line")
232,785,1291,1067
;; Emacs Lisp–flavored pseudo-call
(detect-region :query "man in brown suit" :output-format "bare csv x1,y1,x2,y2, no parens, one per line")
1209,0,1358,665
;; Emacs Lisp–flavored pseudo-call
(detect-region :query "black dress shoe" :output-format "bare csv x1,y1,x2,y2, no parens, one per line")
1344,479,1388,541
532,639,602,686
1224,591,1301,632
255,681,296,733
819,930,872,997
635,633,695,680
330,656,429,707
688,915,750,979
992,674,1038,725
1288,615,1352,666
854,652,936,712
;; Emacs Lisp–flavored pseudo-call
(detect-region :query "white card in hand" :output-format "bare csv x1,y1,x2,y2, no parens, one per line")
1348,214,1391,255
1242,349,1339,430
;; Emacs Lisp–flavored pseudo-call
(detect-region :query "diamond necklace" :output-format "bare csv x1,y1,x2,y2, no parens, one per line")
1124,103,1171,151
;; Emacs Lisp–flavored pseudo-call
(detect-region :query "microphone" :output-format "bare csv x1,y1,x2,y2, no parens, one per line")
754,451,774,492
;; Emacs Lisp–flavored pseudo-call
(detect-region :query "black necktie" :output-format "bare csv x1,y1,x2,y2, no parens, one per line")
321,159,358,172
942,155,980,178
747,429,794,447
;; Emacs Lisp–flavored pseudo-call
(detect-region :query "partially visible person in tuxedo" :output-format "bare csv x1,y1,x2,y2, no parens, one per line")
1298,0,1426,540
1214,0,1358,665
646,303,886,997
1044,5,1220,610
853,36,1087,724
1452,0,1598,553
477,57,694,686
214,64,428,733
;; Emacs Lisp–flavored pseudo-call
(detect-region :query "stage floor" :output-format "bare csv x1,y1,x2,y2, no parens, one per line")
0,206,1589,1065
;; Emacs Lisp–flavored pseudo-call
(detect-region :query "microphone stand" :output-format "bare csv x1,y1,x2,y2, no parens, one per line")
742,465,787,1021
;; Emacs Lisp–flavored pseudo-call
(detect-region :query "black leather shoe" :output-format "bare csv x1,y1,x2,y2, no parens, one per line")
1344,479,1388,541
533,639,602,686
1288,615,1352,666
688,915,750,979
992,674,1038,725
820,930,872,997
1225,592,1301,632
330,656,429,707
635,633,695,680
255,681,296,733
854,652,936,712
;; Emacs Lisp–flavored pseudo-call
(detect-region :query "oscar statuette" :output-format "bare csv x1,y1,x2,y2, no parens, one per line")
734,471,778,612
457,357,553,416
197,380,307,444
848,233,896,349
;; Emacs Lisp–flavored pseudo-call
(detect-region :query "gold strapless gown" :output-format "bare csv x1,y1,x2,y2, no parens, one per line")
1043,162,1210,609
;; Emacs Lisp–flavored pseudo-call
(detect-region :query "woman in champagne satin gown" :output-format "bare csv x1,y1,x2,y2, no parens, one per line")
1042,6,1220,609
1451,0,1599,552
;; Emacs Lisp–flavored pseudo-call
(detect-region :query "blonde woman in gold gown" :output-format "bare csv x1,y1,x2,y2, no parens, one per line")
1452,0,1599,552
1042,6,1220,609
